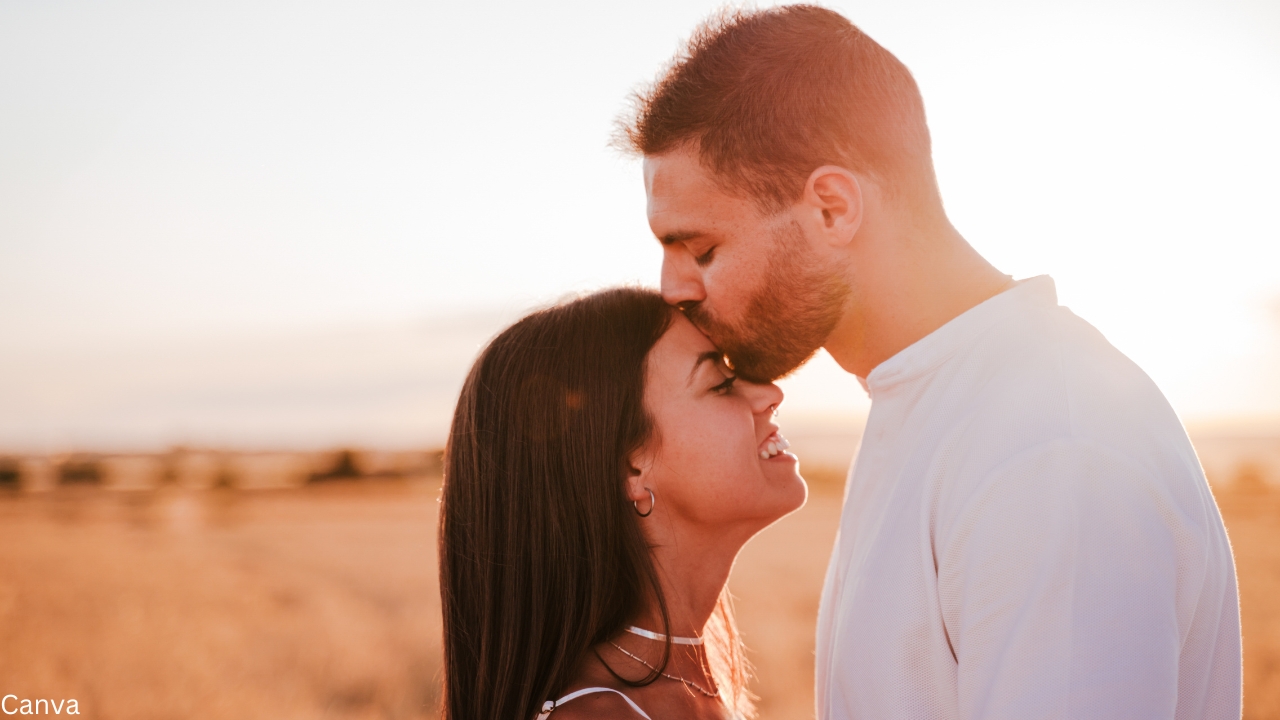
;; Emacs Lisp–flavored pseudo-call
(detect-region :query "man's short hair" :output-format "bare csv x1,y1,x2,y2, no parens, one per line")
619,5,939,212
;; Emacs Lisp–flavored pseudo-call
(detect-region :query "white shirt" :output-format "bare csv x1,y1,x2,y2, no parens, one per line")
815,276,1241,720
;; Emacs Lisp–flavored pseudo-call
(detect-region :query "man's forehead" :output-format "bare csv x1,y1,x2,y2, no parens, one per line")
644,150,747,227
643,150,711,198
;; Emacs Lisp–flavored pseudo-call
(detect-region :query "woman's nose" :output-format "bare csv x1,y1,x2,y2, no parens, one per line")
742,379,784,415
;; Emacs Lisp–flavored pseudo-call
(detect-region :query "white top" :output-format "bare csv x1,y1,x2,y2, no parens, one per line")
815,276,1241,720
536,687,651,720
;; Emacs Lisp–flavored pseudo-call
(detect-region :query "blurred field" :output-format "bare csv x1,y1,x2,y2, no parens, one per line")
0,464,1277,719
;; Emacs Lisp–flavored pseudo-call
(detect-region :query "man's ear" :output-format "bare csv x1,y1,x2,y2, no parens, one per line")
801,165,863,248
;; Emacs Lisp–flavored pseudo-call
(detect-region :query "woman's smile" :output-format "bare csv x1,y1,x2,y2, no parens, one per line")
758,428,793,460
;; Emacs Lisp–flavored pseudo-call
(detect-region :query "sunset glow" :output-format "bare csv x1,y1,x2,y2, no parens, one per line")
1,0,1277,451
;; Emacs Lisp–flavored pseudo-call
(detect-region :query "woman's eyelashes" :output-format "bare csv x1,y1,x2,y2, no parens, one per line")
710,375,737,394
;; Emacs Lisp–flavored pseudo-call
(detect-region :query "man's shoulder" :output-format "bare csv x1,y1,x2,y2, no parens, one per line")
928,307,1204,509
981,302,1156,398
959,303,1184,446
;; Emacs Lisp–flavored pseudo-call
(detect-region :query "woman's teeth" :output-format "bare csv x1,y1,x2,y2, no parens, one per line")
759,433,791,459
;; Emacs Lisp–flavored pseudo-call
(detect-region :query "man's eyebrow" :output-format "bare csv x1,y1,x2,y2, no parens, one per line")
688,350,724,386
659,230,701,246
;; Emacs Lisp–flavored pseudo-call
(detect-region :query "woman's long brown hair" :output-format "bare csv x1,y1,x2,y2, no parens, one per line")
439,287,752,720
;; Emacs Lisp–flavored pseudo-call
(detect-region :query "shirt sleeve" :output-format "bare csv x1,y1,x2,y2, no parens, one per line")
936,437,1199,720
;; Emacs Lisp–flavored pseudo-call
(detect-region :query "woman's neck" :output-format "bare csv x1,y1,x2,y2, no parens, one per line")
637,525,746,637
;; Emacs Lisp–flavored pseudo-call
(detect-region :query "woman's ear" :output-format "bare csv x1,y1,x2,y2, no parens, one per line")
625,445,654,503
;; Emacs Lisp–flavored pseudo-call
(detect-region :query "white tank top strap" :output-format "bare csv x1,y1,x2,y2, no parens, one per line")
534,686,653,720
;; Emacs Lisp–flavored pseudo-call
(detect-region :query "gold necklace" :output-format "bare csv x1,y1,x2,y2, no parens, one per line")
607,641,720,698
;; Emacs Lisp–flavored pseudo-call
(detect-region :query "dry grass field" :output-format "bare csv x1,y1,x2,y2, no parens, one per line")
0,468,1276,719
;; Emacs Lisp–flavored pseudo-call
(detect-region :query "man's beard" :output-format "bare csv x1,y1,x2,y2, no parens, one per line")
684,221,850,383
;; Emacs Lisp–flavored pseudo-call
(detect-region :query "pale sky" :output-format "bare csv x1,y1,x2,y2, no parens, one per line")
2,0,1278,452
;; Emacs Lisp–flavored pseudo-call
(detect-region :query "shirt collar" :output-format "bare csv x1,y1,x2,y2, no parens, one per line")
857,275,1058,397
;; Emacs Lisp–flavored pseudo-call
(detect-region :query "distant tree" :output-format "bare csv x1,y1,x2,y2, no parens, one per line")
0,458,18,488
60,456,103,485
310,450,362,482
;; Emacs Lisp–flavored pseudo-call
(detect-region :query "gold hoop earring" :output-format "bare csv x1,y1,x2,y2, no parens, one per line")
634,487,655,518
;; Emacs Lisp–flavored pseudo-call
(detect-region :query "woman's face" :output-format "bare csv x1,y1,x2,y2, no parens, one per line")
633,313,807,536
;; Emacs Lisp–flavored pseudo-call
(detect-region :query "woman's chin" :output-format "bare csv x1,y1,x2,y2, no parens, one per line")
761,457,809,518
784,473,809,515
762,449,804,478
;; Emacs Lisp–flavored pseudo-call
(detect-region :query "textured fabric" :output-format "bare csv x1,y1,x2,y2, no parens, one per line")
815,276,1241,720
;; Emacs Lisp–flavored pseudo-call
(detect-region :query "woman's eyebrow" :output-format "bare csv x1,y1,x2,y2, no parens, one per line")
688,350,725,386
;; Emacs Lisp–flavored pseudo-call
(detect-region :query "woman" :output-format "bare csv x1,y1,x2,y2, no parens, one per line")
440,288,806,719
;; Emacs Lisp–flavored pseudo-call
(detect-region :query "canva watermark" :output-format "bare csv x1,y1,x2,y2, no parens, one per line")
1,696,79,715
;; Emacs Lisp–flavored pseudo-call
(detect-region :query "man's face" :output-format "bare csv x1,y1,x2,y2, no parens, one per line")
644,148,849,383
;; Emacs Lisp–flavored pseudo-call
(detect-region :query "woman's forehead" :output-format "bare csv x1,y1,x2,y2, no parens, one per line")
648,313,720,387
665,312,718,354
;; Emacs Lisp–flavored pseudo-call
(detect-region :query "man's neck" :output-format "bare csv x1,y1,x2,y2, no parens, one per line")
824,222,1012,379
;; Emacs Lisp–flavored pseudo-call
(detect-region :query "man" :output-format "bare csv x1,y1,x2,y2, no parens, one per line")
619,6,1241,719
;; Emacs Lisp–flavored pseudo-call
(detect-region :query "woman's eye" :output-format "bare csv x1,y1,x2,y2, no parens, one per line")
694,247,716,267
711,375,737,394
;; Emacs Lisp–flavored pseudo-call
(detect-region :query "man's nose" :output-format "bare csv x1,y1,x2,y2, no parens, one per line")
660,253,707,308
